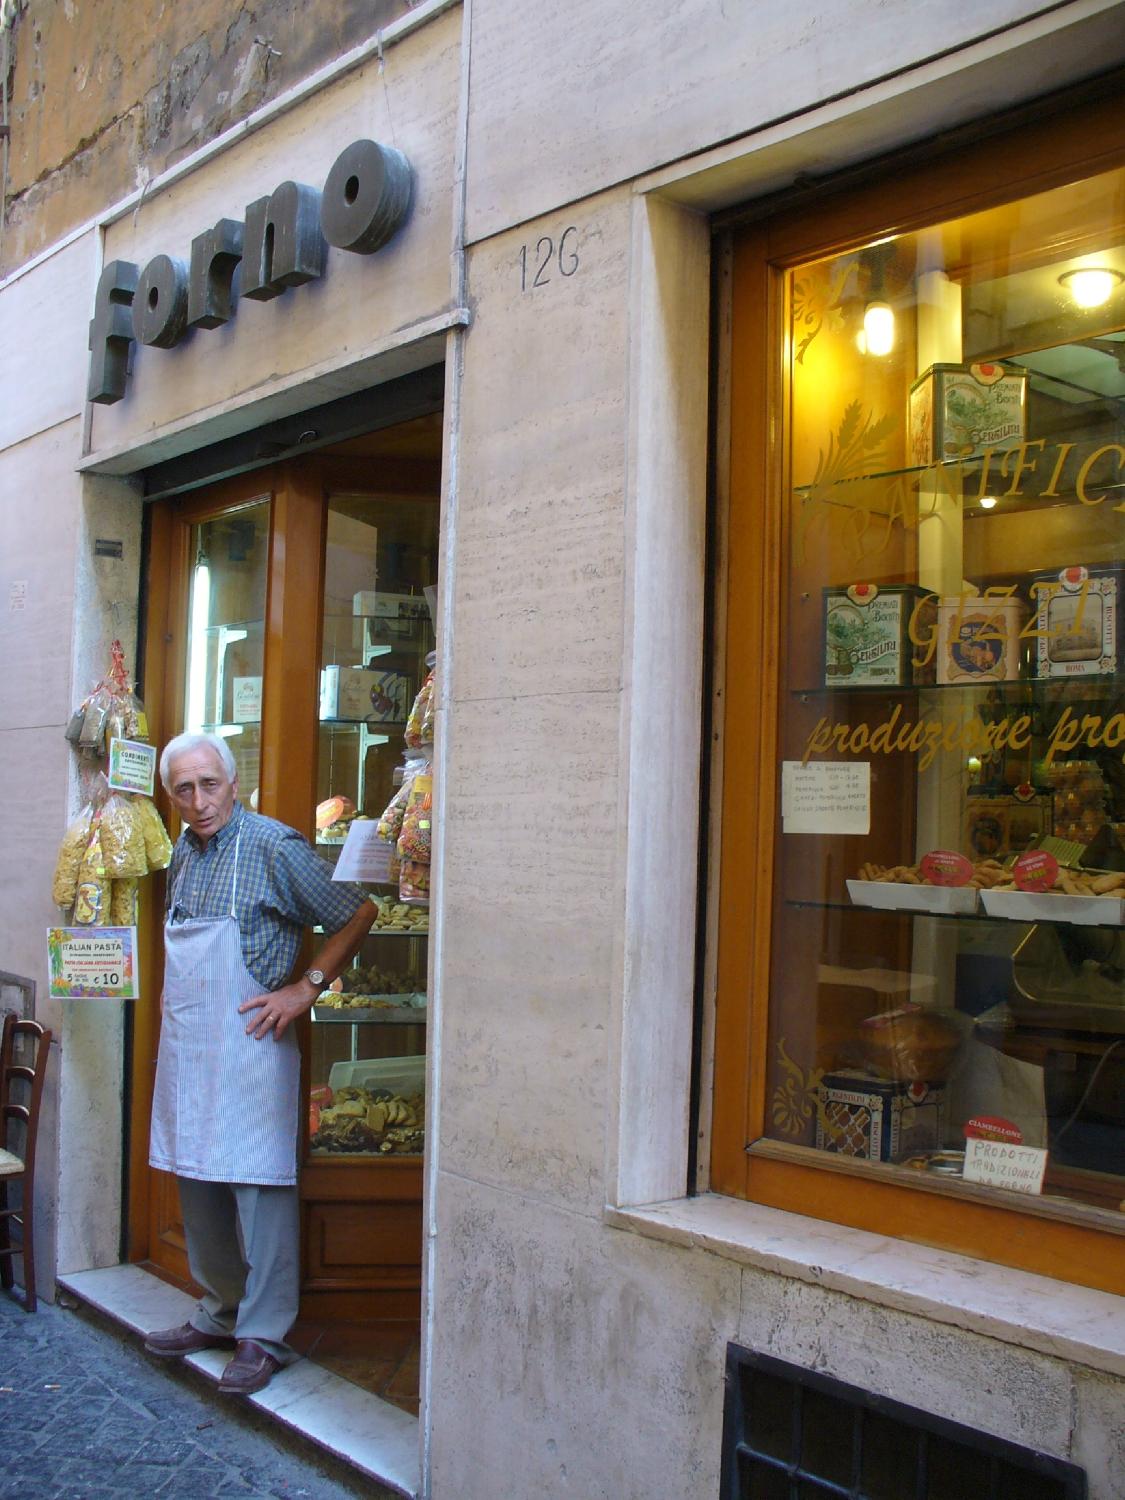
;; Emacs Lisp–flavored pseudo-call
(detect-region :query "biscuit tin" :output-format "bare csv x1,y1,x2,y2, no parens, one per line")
937,595,1025,684
816,1071,945,1162
909,361,1026,467
1032,565,1120,679
824,583,936,687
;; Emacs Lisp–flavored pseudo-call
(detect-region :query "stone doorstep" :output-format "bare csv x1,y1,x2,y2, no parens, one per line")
57,1264,421,1500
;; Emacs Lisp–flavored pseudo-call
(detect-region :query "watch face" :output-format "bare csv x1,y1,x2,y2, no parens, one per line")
307,969,326,987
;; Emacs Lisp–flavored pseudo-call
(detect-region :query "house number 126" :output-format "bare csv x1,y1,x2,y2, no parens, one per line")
519,227,580,290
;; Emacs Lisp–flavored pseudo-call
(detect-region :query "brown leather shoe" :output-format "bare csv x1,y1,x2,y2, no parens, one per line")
218,1339,283,1395
144,1322,235,1358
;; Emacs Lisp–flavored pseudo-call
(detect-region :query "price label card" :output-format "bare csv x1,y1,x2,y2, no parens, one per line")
962,1137,1046,1195
1013,849,1059,892
331,820,394,885
782,761,870,835
920,850,974,887
47,927,139,1000
107,737,157,797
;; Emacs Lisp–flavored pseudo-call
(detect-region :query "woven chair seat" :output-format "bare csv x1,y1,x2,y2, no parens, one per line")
0,1147,23,1176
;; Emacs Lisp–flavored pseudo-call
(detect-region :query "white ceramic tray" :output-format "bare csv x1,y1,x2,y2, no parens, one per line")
846,879,980,915
980,890,1125,926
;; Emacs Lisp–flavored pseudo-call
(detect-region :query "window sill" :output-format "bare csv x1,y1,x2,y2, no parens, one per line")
604,1194,1125,1380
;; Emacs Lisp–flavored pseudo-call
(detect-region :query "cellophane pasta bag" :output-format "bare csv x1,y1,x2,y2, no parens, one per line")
396,774,432,863
135,796,173,870
72,810,109,925
100,794,148,878
110,878,139,925
52,804,94,908
404,673,434,748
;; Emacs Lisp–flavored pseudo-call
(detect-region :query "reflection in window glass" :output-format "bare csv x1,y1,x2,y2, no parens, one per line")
769,166,1125,1214
183,500,270,808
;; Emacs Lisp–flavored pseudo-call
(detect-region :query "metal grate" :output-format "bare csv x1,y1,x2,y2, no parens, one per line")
721,1345,1086,1500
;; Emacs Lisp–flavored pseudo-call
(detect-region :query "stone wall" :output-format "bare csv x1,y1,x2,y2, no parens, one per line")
1,0,414,273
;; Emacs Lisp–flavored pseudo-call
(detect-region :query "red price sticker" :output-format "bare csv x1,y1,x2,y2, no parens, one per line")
1013,850,1059,892
919,850,974,887
964,1116,1023,1144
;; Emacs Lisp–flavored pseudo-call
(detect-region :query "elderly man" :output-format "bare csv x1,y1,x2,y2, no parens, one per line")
143,732,376,1395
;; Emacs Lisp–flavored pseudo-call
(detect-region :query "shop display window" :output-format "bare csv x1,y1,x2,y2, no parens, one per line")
716,116,1125,1287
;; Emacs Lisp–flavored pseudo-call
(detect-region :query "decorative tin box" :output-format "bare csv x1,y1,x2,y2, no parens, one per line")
937,595,1026,684
964,789,1052,859
1032,565,1120,679
824,583,936,687
319,666,411,722
816,1072,945,1163
909,361,1026,467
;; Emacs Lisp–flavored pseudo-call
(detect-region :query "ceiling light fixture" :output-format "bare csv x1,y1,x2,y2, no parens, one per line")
1058,266,1124,310
979,495,998,510
862,299,895,356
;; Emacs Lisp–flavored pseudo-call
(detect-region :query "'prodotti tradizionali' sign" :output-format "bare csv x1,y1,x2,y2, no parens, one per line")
88,138,412,405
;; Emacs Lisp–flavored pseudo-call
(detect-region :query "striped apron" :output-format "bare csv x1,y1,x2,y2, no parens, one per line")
149,826,300,1186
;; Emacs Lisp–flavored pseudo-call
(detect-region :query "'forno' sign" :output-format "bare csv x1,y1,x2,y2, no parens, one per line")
88,139,413,405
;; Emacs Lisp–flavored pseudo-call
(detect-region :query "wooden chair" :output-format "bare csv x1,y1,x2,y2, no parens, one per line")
0,1012,52,1312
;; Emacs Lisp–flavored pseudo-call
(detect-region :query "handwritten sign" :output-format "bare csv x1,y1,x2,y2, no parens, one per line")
962,1137,1046,1196
782,760,870,835
47,927,139,1000
331,821,394,885
106,737,157,797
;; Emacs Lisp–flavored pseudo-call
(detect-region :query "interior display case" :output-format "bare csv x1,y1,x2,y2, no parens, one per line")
308,491,437,1164
716,122,1125,1288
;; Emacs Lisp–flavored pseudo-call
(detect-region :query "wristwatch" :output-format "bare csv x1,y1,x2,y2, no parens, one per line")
304,967,327,991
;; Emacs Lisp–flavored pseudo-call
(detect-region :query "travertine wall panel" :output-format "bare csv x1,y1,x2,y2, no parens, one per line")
737,1266,1075,1450
464,0,1077,243
450,194,630,701
0,726,70,991
437,189,633,1211
438,693,619,1215
428,1174,741,1499
87,8,460,460
0,235,92,451
2,0,418,274
0,419,84,734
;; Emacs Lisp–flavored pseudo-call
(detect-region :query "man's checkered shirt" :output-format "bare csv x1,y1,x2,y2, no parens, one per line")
165,802,368,989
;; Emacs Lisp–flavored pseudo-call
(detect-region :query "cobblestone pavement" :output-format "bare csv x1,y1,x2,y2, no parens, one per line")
0,1290,378,1499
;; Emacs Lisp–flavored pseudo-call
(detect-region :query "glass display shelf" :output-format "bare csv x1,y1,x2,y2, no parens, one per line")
202,618,264,635
313,1000,427,1024
311,920,429,935
786,896,1125,927
790,676,1123,700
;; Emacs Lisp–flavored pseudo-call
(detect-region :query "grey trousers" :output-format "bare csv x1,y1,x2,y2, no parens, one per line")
176,1176,300,1362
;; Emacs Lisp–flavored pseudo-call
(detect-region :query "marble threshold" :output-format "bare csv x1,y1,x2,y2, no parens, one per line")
57,1263,421,1499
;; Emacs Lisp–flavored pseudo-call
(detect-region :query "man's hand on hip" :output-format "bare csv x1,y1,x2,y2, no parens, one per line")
239,978,316,1040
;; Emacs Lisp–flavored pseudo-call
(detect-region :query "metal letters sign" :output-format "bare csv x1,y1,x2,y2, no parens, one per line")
88,139,413,405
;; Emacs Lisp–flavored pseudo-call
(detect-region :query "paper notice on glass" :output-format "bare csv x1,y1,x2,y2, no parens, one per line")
782,761,870,835
331,820,394,884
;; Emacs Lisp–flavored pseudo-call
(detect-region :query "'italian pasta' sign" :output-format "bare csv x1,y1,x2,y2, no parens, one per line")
47,927,139,1000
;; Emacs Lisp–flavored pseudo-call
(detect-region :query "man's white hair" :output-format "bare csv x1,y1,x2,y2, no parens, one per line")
159,732,238,790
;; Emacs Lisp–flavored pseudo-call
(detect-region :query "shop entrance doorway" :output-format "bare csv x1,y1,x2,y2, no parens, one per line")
129,404,442,1412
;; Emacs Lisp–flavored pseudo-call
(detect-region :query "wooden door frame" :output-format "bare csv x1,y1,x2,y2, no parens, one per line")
130,469,284,1271
129,452,434,1315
